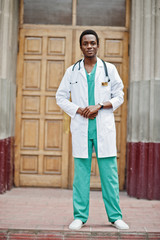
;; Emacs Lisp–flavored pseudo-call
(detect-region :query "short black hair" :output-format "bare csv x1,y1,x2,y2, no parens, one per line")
79,29,99,46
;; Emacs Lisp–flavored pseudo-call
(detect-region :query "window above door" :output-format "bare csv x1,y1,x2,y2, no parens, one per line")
24,0,72,25
23,0,126,27
77,0,125,26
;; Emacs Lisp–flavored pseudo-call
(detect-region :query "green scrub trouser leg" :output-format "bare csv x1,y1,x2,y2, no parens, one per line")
73,137,122,223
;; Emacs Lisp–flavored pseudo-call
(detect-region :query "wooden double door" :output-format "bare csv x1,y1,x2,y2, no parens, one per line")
15,27,128,190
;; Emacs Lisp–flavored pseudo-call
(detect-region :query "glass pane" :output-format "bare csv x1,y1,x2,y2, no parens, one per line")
77,0,126,26
24,0,72,25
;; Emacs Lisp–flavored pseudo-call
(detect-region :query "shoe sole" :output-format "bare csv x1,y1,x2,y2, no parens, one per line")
69,225,83,231
112,223,129,230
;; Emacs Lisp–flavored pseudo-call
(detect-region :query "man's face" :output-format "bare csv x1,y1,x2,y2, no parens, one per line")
80,34,99,58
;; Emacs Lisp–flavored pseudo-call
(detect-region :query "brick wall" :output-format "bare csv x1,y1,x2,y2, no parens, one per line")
0,0,19,194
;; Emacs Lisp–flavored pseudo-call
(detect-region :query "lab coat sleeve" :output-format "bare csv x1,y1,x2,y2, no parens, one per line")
108,64,124,112
56,67,79,118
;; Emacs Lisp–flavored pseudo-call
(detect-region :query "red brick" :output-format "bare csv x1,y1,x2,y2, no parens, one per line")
119,233,146,239
65,232,91,240
8,233,36,240
0,232,6,240
94,237,118,240
65,237,90,240
36,233,63,240
147,233,160,240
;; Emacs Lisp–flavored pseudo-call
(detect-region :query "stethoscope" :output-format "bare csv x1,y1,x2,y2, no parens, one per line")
70,59,110,85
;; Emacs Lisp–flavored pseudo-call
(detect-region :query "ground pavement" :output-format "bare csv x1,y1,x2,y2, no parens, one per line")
0,188,160,239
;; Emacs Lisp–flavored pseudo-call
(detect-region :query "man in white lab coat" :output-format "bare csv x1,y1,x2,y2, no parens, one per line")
56,30,129,230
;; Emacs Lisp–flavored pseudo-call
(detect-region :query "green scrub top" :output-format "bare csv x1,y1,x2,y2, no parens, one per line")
85,63,97,139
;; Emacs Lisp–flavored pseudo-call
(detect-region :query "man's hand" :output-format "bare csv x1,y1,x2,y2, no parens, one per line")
77,107,98,119
82,105,101,118
88,111,98,119
77,102,112,119
77,106,99,119
76,107,85,115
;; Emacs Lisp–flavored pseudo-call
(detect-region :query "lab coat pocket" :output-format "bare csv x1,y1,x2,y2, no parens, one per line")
70,114,85,134
100,110,115,134
70,118,78,134
70,79,79,89
100,84,111,102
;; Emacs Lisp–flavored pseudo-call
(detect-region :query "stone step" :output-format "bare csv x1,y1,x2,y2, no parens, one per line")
0,230,160,240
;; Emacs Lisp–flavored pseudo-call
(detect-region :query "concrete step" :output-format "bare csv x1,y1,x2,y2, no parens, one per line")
0,229,160,240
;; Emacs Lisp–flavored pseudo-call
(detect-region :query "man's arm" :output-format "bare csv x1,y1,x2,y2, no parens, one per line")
108,64,124,112
56,68,79,118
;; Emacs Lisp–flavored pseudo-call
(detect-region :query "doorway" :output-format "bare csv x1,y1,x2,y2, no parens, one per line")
15,0,129,190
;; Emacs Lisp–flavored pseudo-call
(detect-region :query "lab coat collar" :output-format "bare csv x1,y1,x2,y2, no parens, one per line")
97,57,104,68
79,57,103,79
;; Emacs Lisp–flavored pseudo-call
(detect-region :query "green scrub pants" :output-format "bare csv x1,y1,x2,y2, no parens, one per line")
73,137,122,223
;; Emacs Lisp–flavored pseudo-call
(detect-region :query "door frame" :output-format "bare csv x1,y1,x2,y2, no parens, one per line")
15,0,130,189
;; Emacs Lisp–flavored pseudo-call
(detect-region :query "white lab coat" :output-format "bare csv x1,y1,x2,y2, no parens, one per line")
56,57,124,158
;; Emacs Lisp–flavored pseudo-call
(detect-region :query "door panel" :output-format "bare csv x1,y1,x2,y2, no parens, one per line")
15,29,72,187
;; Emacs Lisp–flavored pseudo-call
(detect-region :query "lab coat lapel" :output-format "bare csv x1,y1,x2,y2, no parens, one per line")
95,57,104,82
78,57,103,82
79,60,87,80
